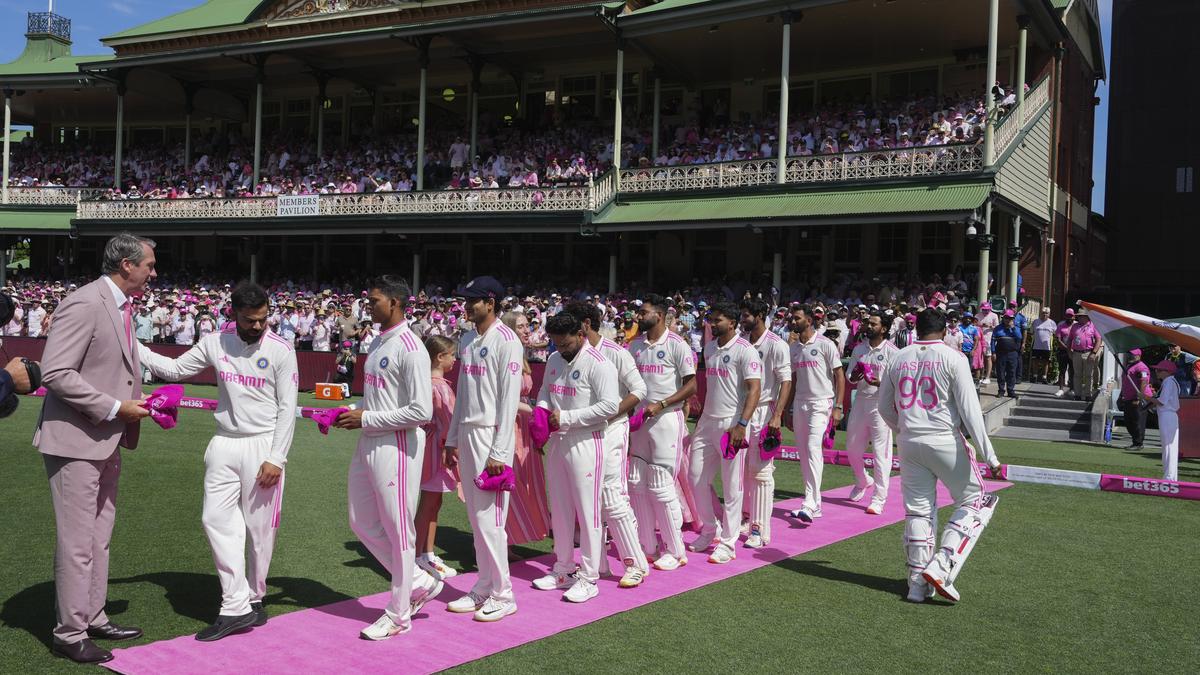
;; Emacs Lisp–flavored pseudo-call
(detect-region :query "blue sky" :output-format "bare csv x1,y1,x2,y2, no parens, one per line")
1,0,1113,211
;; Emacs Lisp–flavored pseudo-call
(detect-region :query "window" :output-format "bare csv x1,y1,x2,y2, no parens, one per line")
834,229,861,264
764,82,815,115
878,223,907,264
1177,167,1194,193
921,222,951,251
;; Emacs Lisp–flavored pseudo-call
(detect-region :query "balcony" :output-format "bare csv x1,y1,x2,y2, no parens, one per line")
74,181,597,222
3,186,106,206
26,12,70,42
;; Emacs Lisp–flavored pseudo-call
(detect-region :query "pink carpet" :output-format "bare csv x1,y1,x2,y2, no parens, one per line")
104,477,1009,674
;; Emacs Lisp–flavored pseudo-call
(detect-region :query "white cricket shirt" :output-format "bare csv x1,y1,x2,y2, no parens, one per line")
359,321,433,437
701,335,762,420
138,326,299,467
536,345,620,432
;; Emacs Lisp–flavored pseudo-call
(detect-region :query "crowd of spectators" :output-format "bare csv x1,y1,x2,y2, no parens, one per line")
4,84,1025,200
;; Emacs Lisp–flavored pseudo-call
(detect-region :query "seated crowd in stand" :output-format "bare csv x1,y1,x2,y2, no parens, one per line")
4,84,1025,200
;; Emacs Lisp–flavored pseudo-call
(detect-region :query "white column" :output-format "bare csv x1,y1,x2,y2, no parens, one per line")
316,80,327,159
977,200,993,306
608,252,617,294
651,76,661,160
777,13,792,184
252,77,263,187
982,0,1000,168
412,250,421,293
613,42,624,190
183,113,191,170
2,91,11,204
416,62,428,190
1008,215,1021,302
772,250,782,290
113,87,125,189
1016,15,1030,114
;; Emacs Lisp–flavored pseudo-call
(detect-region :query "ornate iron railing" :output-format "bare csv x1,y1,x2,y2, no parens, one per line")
620,143,984,193
994,76,1051,158
27,12,70,41
75,184,593,221
3,186,106,206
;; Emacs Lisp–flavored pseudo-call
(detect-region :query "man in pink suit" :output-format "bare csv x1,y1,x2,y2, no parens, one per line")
35,233,155,664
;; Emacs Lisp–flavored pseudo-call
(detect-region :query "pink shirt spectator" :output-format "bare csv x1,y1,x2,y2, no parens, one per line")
1068,322,1099,352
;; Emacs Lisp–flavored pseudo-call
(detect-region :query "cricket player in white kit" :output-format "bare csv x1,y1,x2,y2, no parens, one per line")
738,300,792,548
531,313,620,602
563,302,651,588
137,283,298,641
845,311,899,515
878,309,1003,603
687,303,761,564
331,276,442,640
786,304,846,523
628,294,697,571
443,276,524,622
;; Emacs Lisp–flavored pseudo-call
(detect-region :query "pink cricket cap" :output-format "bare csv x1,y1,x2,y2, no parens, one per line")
1151,360,1178,375
1129,348,1142,357
529,406,553,448
628,407,648,432
474,466,516,491
312,406,350,435
1065,308,1075,316
1003,310,1015,318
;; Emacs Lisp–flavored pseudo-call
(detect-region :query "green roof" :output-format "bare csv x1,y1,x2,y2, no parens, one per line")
0,210,74,232
105,0,264,41
594,181,991,225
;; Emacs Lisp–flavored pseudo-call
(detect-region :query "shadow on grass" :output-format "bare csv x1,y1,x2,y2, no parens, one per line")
771,557,913,600
1,581,57,648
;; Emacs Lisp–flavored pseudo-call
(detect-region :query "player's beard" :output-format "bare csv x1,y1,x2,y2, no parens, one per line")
238,326,264,344
637,317,656,333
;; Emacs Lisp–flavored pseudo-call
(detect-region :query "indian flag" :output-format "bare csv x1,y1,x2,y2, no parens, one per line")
1080,301,1200,355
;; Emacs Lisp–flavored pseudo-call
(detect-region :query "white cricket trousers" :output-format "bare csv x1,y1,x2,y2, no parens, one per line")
602,419,648,573
742,402,777,541
1160,411,1179,481
793,398,834,512
347,428,425,626
202,433,283,617
628,408,688,560
899,433,985,578
846,395,894,501
546,427,606,583
458,425,514,603
688,415,746,548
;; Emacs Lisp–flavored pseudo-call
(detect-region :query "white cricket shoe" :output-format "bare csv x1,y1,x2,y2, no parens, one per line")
688,532,717,553
980,378,990,385
865,498,885,516
739,518,751,537
906,576,935,603
921,558,961,603
473,597,517,622
788,507,821,523
532,571,576,591
360,614,409,640
652,553,687,571
416,554,458,579
409,575,444,616
1054,388,1066,398
563,579,599,604
446,591,486,614
618,562,648,588
708,544,735,564
849,476,875,502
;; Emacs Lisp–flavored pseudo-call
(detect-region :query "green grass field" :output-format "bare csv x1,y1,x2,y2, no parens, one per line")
2,386,1197,673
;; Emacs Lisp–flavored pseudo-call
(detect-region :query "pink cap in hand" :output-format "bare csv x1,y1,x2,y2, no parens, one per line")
312,407,350,435
628,408,648,432
474,466,516,491
529,406,553,448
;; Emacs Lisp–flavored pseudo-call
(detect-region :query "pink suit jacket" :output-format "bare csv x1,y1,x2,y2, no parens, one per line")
34,278,142,459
